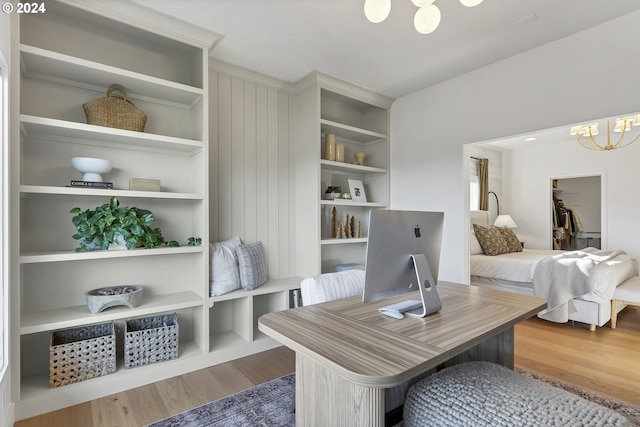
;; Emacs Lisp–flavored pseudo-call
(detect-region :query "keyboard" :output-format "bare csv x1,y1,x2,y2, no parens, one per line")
379,299,423,313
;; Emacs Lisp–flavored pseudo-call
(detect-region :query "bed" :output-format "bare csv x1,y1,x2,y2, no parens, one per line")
469,210,638,330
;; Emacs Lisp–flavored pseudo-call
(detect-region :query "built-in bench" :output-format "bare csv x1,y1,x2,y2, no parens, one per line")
403,361,629,426
611,276,640,329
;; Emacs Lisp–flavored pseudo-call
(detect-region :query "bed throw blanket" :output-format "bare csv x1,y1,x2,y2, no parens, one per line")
533,248,625,323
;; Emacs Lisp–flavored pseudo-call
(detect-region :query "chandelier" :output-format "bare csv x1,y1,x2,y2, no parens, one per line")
569,115,640,151
364,0,484,35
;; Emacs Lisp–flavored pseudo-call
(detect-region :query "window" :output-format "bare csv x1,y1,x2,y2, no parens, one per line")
470,158,480,210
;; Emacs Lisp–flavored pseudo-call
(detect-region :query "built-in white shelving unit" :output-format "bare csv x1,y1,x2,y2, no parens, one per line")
9,1,300,420
293,73,394,275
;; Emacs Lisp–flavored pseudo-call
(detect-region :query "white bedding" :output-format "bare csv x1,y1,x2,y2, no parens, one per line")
470,248,638,304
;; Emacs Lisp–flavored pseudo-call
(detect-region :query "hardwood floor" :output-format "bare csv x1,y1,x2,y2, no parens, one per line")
15,346,295,427
515,305,640,407
16,306,639,426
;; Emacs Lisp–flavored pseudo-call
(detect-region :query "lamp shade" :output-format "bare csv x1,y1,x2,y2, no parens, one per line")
494,214,518,228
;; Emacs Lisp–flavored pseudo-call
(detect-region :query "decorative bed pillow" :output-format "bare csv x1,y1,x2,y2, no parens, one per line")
470,231,484,255
472,224,509,256
499,227,523,253
237,241,267,291
209,236,242,296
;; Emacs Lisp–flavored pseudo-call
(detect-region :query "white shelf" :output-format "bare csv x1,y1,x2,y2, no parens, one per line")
20,291,203,335
20,340,203,402
20,115,203,154
321,238,367,245
20,185,203,200
20,245,203,264
210,331,249,352
209,277,301,304
320,199,387,208
320,159,386,174
21,44,203,108
321,119,387,143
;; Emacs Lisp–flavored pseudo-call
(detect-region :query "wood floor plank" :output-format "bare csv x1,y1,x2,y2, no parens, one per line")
515,306,640,407
90,392,138,427
15,308,640,426
121,382,171,426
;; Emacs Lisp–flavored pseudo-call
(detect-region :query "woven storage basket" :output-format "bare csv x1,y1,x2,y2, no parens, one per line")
49,322,116,388
83,84,147,132
125,313,178,369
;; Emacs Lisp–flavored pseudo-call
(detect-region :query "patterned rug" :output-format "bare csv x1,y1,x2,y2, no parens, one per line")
145,374,295,427
146,369,640,427
515,368,640,426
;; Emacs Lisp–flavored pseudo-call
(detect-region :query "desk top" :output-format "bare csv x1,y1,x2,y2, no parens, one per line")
258,282,546,387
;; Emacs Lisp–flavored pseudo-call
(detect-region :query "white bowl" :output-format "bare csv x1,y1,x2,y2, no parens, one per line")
84,285,143,314
71,157,113,182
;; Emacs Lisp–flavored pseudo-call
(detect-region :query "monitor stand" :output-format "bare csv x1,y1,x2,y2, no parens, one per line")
404,254,442,318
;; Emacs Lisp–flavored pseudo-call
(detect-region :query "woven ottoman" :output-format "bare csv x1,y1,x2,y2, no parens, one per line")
403,361,629,427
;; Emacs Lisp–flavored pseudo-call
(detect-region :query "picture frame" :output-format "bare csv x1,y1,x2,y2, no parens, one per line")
348,179,367,203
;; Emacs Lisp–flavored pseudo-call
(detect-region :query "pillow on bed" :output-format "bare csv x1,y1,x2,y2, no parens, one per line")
470,231,484,255
472,224,510,256
499,228,523,253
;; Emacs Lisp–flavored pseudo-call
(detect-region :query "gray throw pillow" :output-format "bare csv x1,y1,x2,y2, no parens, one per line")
237,241,267,291
209,236,242,296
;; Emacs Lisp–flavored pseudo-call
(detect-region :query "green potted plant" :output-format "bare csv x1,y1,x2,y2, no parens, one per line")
70,196,179,251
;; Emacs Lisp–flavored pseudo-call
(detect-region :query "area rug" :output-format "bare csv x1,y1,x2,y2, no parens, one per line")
147,369,640,426
515,368,640,426
145,373,295,427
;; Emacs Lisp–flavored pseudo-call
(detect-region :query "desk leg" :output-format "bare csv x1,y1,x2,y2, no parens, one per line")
296,353,385,427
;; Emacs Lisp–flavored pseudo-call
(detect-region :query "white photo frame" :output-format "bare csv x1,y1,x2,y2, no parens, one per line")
348,179,367,203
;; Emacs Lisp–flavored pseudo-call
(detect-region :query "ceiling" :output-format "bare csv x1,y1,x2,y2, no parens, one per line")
133,0,640,100
131,0,640,150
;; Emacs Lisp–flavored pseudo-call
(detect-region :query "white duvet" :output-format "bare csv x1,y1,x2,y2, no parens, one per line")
470,248,638,303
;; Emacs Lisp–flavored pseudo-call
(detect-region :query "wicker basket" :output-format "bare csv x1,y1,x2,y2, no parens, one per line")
125,313,179,369
83,84,147,132
49,322,116,388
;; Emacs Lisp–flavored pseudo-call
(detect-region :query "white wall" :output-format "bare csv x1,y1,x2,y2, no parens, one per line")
504,140,640,257
391,10,640,284
209,63,296,280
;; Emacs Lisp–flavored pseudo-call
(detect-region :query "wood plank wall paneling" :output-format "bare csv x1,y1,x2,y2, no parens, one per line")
209,71,293,280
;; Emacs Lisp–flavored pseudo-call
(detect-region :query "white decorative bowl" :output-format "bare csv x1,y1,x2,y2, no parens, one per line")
71,157,113,182
84,285,143,314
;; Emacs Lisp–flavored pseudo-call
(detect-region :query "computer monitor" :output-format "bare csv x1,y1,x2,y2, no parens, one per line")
362,209,444,317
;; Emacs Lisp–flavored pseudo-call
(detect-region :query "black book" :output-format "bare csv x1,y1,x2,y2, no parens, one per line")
69,180,114,189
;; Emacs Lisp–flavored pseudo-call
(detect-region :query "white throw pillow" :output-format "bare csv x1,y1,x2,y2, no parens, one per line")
470,231,484,255
209,236,242,296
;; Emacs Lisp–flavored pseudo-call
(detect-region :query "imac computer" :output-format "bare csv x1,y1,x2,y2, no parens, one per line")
362,209,444,318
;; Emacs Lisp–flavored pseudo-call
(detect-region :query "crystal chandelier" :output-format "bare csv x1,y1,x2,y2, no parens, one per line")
364,0,484,35
569,115,640,151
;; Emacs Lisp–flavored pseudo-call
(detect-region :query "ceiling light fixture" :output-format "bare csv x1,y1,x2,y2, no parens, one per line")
569,115,640,151
364,0,484,34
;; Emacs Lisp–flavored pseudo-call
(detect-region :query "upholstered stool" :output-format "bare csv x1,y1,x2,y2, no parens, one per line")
403,361,628,427
611,276,640,329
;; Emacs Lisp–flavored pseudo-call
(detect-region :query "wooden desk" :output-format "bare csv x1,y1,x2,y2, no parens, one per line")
258,282,546,426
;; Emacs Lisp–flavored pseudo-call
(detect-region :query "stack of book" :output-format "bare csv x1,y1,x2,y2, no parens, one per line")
69,180,114,189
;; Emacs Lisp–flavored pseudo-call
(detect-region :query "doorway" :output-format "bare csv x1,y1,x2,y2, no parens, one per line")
551,174,603,250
